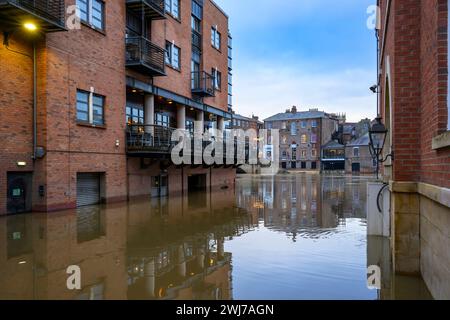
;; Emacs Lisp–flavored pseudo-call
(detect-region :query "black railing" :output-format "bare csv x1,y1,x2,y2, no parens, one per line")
126,124,176,153
191,71,215,97
126,0,165,19
126,124,266,166
126,36,166,76
0,0,65,29
192,30,202,50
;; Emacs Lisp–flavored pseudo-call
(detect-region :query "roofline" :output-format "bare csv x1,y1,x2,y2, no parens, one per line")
209,0,229,19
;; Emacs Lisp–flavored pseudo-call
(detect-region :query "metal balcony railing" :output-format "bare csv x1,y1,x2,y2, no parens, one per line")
191,71,215,97
126,36,166,76
0,0,66,31
126,0,165,20
126,124,176,154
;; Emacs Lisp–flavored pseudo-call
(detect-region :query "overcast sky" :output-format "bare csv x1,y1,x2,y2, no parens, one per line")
214,0,377,122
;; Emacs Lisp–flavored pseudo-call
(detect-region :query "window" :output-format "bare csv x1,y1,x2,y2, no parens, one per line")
311,120,318,128
353,147,360,157
281,122,287,130
76,0,105,31
192,0,202,19
126,105,144,125
311,149,317,157
165,0,180,19
266,122,272,130
291,122,297,135
310,134,317,144
282,151,287,159
282,136,287,144
212,68,221,90
191,16,201,33
156,113,170,127
76,89,105,125
165,41,180,70
301,121,307,128
186,120,194,136
292,148,297,160
301,150,307,158
211,27,221,50
301,134,308,144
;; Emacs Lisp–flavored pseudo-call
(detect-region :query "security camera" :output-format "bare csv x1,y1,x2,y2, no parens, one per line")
369,85,378,93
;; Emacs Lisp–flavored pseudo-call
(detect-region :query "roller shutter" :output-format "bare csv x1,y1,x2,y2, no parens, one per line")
76,173,100,207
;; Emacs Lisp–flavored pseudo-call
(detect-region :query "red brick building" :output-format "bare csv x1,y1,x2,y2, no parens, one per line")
0,0,235,215
377,0,450,299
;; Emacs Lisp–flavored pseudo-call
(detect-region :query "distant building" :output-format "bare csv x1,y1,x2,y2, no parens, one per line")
345,133,376,174
264,107,339,170
321,140,345,171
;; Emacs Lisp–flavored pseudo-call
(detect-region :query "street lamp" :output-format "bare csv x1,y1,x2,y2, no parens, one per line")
369,116,393,179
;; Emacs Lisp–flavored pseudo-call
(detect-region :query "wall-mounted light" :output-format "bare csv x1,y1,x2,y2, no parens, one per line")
115,139,120,147
24,22,38,31
17,161,27,167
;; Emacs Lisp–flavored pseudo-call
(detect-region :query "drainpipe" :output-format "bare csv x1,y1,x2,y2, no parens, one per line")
32,41,37,160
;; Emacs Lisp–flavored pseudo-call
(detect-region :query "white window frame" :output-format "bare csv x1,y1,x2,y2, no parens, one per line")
166,41,180,70
76,88,105,126
353,147,360,157
165,0,180,19
76,0,105,31
211,26,221,50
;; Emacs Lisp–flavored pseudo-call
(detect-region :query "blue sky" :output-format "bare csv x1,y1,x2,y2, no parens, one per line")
214,0,378,122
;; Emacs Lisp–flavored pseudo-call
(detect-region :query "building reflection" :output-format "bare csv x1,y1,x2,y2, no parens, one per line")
0,188,255,300
236,175,368,241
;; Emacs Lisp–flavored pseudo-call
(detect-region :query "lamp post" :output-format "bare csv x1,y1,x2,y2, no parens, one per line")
369,116,393,179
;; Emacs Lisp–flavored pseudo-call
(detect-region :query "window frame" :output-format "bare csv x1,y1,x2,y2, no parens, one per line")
211,27,221,50
76,89,105,126
165,41,181,70
76,0,105,32
212,68,222,90
165,0,180,20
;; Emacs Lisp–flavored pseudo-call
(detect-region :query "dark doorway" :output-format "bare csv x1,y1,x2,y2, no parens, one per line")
311,162,317,170
188,174,207,208
322,161,345,171
352,163,361,173
281,162,287,169
301,162,306,169
291,161,296,169
7,172,32,214
151,175,169,198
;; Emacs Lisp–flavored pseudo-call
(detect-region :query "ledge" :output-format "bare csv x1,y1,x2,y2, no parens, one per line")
432,131,450,150
390,180,450,209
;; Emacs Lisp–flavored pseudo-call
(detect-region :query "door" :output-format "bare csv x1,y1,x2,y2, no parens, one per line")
77,173,101,207
352,163,361,173
311,162,317,170
291,161,296,169
151,175,169,198
7,172,32,214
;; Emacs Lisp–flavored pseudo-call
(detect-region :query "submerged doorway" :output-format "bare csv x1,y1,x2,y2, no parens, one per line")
151,175,168,198
188,174,207,208
7,172,32,214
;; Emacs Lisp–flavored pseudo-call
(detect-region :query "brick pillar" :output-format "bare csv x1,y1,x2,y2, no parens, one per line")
195,110,204,134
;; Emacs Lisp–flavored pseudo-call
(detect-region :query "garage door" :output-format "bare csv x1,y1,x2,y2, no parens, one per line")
77,173,100,207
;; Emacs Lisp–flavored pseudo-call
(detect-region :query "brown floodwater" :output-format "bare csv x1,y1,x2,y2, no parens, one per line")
0,174,432,300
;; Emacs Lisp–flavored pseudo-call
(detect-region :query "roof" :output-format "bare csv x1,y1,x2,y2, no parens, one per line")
264,110,328,122
343,124,356,134
347,133,370,147
323,140,345,150
233,113,263,124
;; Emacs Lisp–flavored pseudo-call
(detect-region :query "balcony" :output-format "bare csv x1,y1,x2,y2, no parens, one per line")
126,0,165,20
126,36,166,77
0,0,66,32
191,71,215,97
126,124,175,156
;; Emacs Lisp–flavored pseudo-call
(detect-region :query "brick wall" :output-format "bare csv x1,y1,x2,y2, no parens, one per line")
379,0,450,188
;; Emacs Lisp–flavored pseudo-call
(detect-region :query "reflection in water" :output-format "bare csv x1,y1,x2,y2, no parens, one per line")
0,174,432,300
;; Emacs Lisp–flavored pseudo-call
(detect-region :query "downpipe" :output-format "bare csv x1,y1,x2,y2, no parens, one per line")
32,41,37,160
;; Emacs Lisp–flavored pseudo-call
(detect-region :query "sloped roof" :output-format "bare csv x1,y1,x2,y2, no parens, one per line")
233,113,263,124
264,110,327,122
323,140,345,150
347,132,370,147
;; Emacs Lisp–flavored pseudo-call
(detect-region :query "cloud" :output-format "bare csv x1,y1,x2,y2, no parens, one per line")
232,61,377,122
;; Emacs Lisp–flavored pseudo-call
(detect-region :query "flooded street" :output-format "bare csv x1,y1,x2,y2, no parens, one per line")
0,174,431,300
